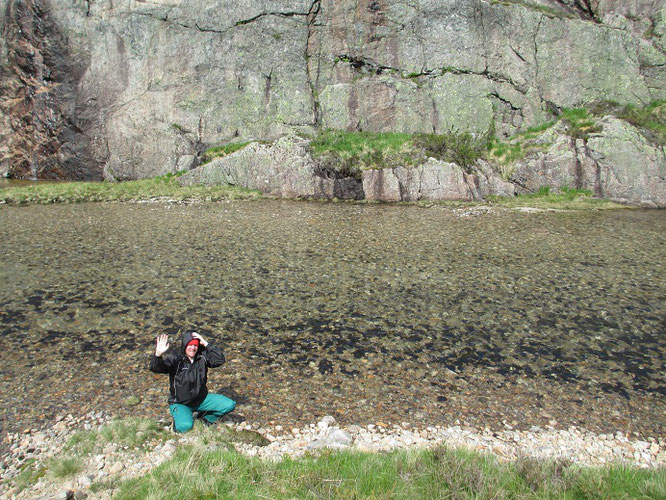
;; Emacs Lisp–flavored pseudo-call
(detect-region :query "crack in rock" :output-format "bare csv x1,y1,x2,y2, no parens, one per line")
235,11,311,26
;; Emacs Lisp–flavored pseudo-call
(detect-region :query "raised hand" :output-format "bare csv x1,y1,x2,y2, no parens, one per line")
191,332,208,347
155,334,170,357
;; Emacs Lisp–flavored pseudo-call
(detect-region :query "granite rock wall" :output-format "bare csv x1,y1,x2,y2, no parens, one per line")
0,0,663,183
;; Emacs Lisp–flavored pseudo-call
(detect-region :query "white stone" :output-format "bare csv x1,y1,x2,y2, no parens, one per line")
317,416,336,431
109,462,124,474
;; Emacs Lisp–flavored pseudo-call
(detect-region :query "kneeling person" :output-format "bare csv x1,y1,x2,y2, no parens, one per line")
150,331,236,433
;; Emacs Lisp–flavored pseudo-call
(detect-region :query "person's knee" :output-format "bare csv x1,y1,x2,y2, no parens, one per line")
174,420,194,433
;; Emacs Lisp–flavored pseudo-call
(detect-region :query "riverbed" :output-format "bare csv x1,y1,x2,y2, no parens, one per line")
0,201,664,443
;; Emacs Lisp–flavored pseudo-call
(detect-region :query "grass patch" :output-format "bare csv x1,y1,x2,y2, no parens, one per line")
521,120,557,139
0,174,261,205
112,445,664,500
489,186,627,209
485,121,554,180
590,99,666,146
3,459,47,494
561,107,603,139
485,100,664,181
89,478,119,494
48,457,82,479
64,418,171,457
310,128,489,177
413,129,489,170
201,142,251,164
310,129,414,177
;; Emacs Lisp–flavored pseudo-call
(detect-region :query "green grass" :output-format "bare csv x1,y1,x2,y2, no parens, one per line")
0,174,261,204
590,99,666,146
111,445,664,500
311,130,417,178
484,100,664,181
48,457,83,479
521,120,557,139
561,107,603,139
413,129,489,170
64,418,171,457
4,459,47,494
89,478,119,494
489,186,626,209
310,129,489,176
485,123,553,180
201,142,251,164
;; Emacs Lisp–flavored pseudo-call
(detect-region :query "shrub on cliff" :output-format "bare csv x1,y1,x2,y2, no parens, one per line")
309,128,490,175
413,129,489,172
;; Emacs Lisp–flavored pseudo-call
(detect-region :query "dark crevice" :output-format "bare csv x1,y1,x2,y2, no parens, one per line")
305,0,322,128
334,54,528,94
334,54,400,76
235,11,309,26
552,0,600,23
583,140,603,197
509,45,526,63
134,12,229,34
572,137,584,189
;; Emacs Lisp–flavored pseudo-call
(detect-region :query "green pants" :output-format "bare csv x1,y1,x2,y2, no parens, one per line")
169,393,236,433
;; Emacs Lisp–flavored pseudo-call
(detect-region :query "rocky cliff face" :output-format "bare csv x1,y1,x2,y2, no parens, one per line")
0,0,664,183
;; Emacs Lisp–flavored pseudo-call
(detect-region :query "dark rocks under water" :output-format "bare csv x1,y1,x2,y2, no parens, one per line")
0,201,664,449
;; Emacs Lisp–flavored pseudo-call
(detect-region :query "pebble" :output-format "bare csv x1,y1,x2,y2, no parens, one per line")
108,462,124,474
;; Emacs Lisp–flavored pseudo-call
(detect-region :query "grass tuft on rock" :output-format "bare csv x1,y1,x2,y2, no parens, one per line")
0,174,261,204
413,129,489,170
201,142,251,164
590,99,666,145
48,457,83,479
485,121,555,179
310,129,415,177
561,107,603,139
310,128,489,177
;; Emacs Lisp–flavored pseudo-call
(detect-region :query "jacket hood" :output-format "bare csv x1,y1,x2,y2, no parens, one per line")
181,331,198,353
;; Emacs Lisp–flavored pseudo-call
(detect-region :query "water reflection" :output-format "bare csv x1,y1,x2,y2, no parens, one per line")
0,201,664,437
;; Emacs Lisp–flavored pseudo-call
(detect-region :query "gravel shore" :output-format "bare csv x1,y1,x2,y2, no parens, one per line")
2,412,664,499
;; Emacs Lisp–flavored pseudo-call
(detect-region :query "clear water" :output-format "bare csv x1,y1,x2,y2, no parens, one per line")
0,201,664,437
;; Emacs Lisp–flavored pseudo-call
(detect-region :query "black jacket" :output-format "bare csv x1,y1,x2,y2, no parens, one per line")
149,331,225,406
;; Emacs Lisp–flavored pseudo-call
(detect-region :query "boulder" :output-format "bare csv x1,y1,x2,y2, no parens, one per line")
510,117,666,207
306,427,354,450
179,135,364,199
362,159,514,202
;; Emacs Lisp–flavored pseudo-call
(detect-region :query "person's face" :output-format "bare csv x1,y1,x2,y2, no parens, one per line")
185,343,198,358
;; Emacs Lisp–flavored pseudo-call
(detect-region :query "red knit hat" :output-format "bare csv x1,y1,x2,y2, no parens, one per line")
186,338,200,348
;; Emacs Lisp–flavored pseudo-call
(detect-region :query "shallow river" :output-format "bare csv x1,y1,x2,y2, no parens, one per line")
0,201,664,440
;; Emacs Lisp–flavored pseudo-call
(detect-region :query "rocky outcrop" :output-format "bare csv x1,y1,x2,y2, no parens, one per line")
181,118,664,206
511,117,666,207
179,136,365,199
0,0,103,179
0,1,663,180
179,135,515,202
362,159,515,202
